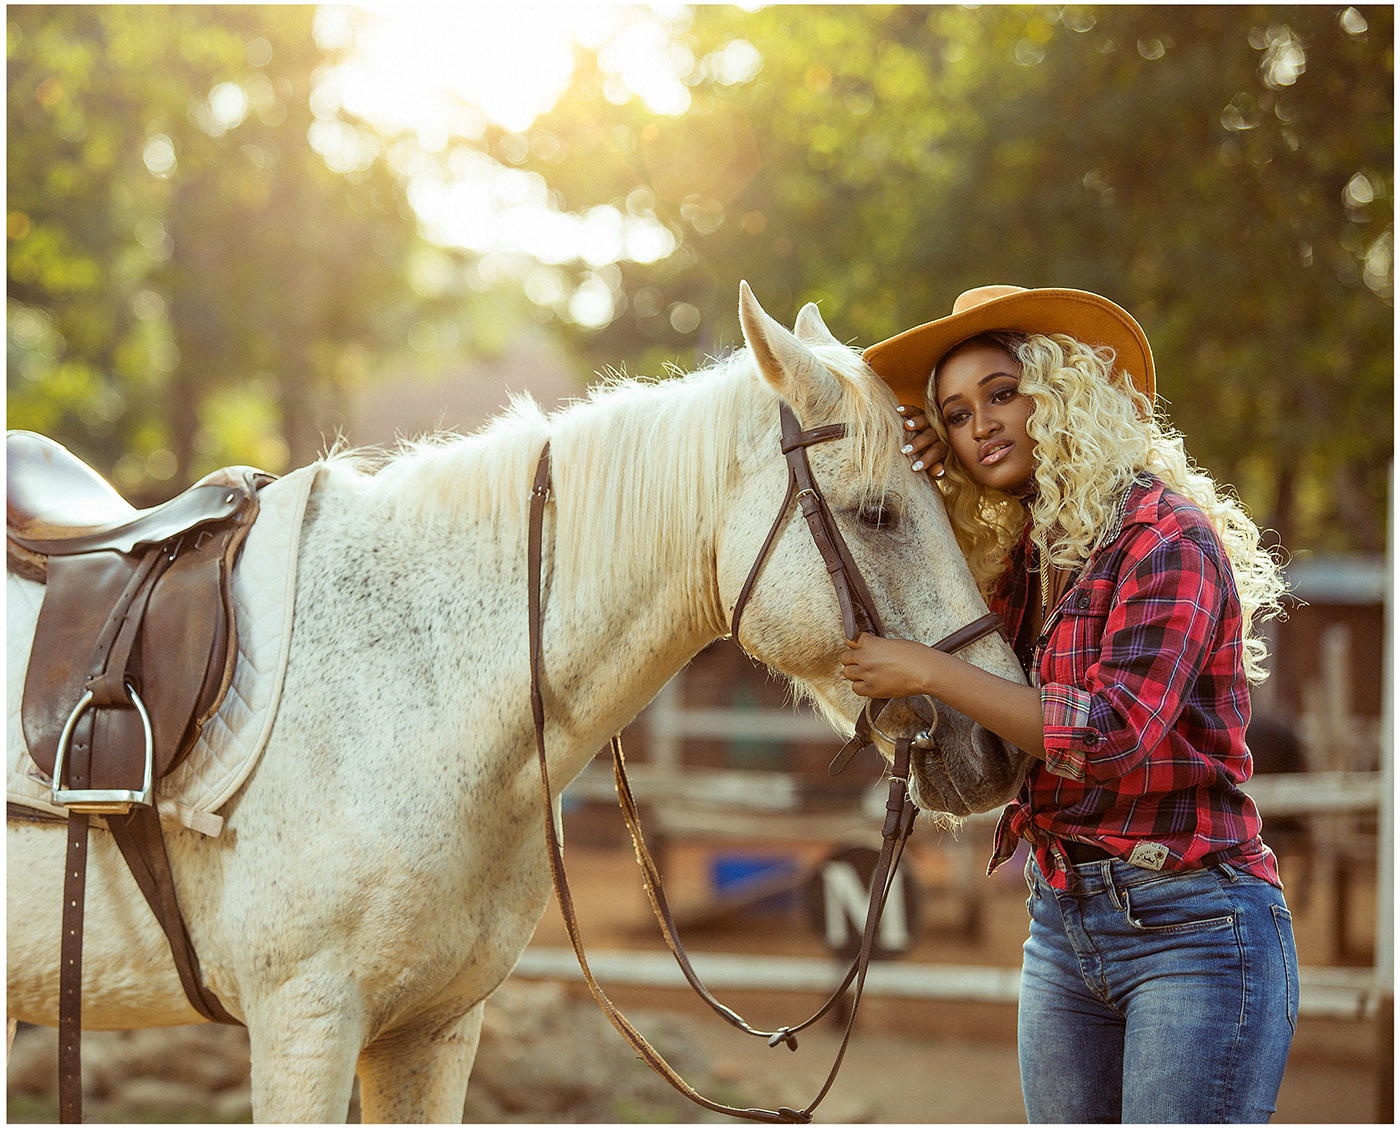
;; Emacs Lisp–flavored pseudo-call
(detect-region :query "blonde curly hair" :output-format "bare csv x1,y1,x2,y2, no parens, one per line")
928,332,1285,683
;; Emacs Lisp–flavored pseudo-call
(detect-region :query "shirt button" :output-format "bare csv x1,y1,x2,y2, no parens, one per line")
1076,594,1090,608
1083,732,1101,746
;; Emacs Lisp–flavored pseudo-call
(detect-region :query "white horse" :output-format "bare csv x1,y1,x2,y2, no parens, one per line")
7,286,1030,1122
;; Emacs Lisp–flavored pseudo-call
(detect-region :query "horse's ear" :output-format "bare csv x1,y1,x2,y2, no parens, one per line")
738,281,841,415
793,302,842,349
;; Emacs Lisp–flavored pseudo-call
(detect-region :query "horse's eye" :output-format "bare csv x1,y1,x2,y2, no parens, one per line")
857,503,898,530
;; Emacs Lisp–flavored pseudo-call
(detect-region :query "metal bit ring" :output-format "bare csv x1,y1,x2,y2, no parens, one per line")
864,696,939,746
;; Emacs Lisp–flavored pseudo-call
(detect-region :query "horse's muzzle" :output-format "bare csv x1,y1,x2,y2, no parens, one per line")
908,722,1027,817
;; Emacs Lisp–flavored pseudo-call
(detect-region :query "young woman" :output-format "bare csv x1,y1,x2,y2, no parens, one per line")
848,285,1298,1123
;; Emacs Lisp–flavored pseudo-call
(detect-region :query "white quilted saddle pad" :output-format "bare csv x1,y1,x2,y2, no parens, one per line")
7,463,318,836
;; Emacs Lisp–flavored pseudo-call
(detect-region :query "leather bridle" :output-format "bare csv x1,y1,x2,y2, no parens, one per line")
525,402,1004,1124
731,403,885,646
731,402,1003,775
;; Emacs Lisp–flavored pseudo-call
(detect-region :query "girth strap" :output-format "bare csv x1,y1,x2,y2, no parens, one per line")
104,807,239,1028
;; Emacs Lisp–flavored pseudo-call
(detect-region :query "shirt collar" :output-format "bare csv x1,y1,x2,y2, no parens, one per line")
1008,472,1161,568
1117,472,1167,534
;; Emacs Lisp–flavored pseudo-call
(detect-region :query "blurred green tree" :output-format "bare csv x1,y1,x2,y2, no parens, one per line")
473,4,1392,553
8,5,1390,553
6,5,423,496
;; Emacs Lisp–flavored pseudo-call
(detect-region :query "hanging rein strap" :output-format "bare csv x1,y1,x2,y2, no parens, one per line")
528,444,812,1123
610,732,918,1063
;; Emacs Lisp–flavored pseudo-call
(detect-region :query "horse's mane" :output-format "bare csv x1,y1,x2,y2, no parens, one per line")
348,340,901,604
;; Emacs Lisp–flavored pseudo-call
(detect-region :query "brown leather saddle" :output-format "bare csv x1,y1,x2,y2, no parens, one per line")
7,429,271,1122
9,431,271,804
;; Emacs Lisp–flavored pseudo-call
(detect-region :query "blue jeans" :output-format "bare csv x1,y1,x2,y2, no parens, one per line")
1018,855,1298,1123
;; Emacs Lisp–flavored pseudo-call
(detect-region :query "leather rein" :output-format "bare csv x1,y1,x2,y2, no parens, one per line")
526,402,1003,1123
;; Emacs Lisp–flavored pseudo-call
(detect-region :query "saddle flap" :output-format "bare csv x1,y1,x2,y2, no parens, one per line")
138,522,246,759
22,550,138,777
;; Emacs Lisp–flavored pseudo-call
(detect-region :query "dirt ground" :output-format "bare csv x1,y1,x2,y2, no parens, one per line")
520,832,1390,1124
8,830,1390,1124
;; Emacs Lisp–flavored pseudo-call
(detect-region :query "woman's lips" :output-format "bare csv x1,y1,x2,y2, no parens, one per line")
980,440,1013,465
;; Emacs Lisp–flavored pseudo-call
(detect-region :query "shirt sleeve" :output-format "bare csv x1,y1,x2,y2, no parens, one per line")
1038,531,1227,784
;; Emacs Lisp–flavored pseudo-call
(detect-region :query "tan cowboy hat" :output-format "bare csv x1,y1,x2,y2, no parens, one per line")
863,285,1155,407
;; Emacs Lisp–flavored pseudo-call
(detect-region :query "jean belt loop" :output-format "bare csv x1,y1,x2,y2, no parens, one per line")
1215,859,1240,882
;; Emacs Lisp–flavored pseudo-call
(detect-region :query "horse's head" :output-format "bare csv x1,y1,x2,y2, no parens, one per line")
714,283,1033,817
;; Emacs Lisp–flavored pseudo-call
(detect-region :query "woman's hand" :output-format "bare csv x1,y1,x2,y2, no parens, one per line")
840,633,938,699
844,630,1049,760
896,405,949,479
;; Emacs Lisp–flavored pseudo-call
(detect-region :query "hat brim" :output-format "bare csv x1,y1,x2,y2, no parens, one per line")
863,288,1155,408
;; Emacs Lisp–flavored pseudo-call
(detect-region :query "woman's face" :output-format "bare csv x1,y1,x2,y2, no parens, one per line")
935,339,1037,496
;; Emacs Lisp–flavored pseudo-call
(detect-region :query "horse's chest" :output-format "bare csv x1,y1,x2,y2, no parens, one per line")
366,846,552,1021
370,800,557,997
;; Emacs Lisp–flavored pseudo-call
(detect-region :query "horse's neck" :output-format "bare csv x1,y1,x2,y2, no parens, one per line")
529,486,720,778
347,368,750,786
520,377,743,771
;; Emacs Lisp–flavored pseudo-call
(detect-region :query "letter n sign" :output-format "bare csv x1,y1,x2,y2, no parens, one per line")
803,845,919,960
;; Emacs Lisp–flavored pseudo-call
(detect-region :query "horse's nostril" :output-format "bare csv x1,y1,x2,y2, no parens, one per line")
973,723,1008,762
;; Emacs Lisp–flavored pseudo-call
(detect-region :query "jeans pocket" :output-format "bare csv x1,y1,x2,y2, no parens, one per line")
1272,903,1299,1034
1120,869,1236,933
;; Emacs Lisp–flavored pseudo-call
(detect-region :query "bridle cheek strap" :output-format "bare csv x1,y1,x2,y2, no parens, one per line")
730,404,881,645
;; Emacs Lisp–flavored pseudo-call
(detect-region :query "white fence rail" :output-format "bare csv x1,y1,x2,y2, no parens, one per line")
514,947,1383,1020
561,684,1387,1023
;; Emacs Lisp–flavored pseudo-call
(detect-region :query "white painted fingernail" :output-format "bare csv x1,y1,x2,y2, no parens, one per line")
911,460,924,471
901,444,913,454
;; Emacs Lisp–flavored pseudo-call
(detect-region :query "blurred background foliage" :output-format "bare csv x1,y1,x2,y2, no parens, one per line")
7,4,1393,553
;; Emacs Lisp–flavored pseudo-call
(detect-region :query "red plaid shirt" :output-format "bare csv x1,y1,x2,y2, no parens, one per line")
987,473,1280,891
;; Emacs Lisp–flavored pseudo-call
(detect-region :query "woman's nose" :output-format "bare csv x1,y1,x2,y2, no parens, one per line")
972,411,1001,439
